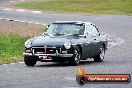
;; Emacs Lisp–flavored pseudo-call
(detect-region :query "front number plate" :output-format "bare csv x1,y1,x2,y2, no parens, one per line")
39,55,52,60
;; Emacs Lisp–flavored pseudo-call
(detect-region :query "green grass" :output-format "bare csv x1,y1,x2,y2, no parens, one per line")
16,0,132,15
0,34,30,64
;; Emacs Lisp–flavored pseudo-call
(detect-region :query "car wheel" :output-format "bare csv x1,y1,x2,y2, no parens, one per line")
69,46,80,66
24,56,37,66
94,46,105,62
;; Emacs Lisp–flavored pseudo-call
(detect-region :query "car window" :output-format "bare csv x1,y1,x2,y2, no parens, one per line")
45,23,85,35
90,26,99,36
86,25,99,36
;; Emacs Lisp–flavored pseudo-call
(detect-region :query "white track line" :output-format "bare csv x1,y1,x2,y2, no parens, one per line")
10,63,15,64
10,1,15,3
2,8,12,11
16,9,26,12
0,62,24,66
0,7,42,14
0,18,46,25
20,0,25,1
18,62,24,64
32,11,42,13
3,64,7,65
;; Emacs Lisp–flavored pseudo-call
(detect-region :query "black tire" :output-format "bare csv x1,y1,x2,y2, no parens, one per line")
24,56,37,66
69,46,80,66
94,46,105,62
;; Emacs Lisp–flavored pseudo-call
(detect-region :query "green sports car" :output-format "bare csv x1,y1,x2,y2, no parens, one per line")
23,21,108,66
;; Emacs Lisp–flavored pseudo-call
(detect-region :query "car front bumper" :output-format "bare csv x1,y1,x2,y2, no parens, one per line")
23,53,73,62
23,53,73,57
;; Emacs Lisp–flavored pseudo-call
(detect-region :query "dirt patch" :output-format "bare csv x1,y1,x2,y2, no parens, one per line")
0,19,45,36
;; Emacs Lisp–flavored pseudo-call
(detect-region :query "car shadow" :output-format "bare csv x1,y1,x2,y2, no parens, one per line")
33,60,104,68
80,60,99,65
35,62,71,67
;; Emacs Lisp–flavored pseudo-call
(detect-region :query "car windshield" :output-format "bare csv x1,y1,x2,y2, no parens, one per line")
45,23,84,35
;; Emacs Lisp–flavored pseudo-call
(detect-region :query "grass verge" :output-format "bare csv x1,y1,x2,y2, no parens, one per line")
0,34,30,64
16,0,132,15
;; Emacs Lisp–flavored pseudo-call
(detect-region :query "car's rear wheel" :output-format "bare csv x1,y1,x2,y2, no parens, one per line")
94,46,105,62
24,56,37,66
69,46,80,66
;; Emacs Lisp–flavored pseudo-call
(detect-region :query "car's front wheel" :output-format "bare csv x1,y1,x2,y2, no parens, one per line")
24,56,37,66
69,46,80,66
93,46,105,62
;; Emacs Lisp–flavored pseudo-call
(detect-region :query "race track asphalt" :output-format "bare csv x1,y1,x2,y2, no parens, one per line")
0,8,132,88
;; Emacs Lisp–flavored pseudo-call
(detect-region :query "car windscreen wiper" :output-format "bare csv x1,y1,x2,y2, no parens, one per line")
43,32,54,36
66,34,79,36
52,33,67,35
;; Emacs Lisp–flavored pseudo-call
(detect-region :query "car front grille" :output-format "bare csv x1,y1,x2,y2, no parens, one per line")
32,47,61,54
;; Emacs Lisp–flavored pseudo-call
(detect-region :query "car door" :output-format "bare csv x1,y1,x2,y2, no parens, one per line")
81,24,95,58
85,24,100,57
81,37,93,59
89,25,101,56
90,35,100,56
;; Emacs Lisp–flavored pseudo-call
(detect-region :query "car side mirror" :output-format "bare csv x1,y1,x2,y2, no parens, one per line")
42,32,47,35
45,24,50,30
42,33,45,35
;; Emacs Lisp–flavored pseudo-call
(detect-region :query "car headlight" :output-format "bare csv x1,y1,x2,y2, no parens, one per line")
24,39,32,48
64,41,71,49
